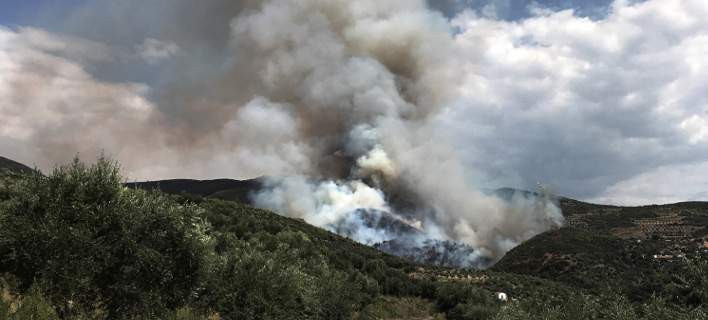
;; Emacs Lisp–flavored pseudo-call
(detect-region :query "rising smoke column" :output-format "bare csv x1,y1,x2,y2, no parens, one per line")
221,0,565,266
0,0,565,267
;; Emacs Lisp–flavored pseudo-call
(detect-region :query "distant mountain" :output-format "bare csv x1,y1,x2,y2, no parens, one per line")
126,178,263,204
0,156,33,175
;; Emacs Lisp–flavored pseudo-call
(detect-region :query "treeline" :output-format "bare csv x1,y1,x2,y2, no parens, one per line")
0,158,705,319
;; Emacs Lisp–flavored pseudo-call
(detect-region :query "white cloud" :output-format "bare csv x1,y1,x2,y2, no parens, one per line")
443,0,708,203
589,160,708,205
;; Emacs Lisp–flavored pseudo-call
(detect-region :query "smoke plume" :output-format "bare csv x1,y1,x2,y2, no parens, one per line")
220,0,564,266
0,0,566,266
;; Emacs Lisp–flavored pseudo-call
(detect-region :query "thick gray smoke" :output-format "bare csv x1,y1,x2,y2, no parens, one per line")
0,0,564,267
221,0,565,266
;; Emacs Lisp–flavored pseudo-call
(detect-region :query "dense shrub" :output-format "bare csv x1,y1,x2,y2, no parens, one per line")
0,294,10,319
435,282,496,313
11,286,60,320
492,293,708,320
447,301,498,320
0,158,409,319
203,231,376,320
434,282,499,320
0,157,211,318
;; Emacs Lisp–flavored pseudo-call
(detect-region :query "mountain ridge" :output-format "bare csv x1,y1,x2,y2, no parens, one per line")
0,156,33,175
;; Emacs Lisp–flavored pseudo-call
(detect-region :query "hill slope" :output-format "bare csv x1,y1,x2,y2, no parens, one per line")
495,199,708,305
0,156,706,318
6,156,647,319
126,178,262,203
0,156,32,175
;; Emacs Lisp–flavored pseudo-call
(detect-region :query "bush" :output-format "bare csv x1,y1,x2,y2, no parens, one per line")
491,292,708,320
207,231,373,320
433,282,499,319
167,307,209,320
355,296,445,320
0,157,211,318
0,295,10,320
435,282,497,313
447,300,498,320
12,285,59,320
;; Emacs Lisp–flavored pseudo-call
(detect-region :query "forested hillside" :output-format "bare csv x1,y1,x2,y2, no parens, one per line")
0,157,706,319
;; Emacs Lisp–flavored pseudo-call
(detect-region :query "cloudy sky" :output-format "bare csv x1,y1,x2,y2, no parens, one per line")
1,0,707,206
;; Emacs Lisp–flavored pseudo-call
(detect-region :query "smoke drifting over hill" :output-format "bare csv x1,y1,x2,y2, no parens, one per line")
0,0,566,265
109,0,559,265
9,0,708,264
187,0,564,264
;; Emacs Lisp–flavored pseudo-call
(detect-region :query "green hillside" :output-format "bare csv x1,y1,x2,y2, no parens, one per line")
126,178,262,204
495,198,708,307
0,156,705,319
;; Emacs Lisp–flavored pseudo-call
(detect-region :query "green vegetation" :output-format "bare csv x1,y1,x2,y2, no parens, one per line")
0,158,432,319
495,228,708,307
0,157,706,319
0,158,210,318
493,293,708,320
354,296,445,320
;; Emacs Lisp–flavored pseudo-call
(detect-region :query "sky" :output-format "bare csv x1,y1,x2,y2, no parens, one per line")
1,0,618,25
0,0,706,206
0,0,83,26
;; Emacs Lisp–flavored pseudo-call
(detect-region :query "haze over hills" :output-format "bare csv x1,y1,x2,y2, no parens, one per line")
119,159,708,272
7,155,706,270
124,167,708,314
121,170,708,304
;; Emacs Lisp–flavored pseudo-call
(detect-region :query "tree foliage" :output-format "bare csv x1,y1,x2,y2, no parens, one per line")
0,157,210,318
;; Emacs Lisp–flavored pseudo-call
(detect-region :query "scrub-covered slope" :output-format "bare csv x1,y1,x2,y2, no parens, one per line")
495,199,708,306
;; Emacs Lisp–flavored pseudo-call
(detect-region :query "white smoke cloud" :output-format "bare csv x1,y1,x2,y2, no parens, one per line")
253,176,397,244
356,146,397,181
